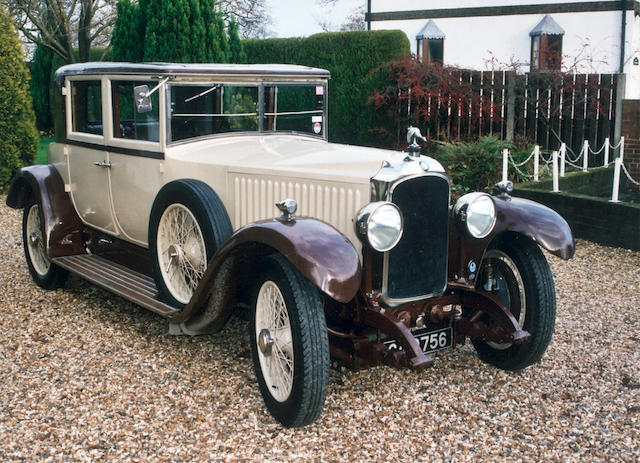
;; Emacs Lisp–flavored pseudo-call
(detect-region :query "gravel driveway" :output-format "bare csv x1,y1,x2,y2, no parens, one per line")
0,199,638,462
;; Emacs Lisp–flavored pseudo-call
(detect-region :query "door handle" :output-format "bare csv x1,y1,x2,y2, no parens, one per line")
93,161,111,168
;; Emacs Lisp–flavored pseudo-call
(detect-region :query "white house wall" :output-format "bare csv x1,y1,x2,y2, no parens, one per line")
370,2,640,98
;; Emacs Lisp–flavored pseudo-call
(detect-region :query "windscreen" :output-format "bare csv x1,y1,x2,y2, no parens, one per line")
169,84,258,142
264,85,325,137
168,82,326,142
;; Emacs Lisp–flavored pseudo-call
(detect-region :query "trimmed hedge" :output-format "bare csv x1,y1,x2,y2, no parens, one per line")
0,10,39,191
244,30,410,147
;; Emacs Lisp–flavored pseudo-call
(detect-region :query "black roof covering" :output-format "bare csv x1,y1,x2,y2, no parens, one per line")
54,62,330,88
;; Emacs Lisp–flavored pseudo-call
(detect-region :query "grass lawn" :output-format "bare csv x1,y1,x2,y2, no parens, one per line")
36,136,53,164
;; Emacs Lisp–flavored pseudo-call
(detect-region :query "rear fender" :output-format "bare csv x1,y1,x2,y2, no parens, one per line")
6,165,85,258
170,217,362,327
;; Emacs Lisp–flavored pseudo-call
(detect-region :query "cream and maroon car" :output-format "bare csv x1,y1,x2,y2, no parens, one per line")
7,63,575,427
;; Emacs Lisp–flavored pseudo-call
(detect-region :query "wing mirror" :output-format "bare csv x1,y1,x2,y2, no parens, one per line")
134,85,152,113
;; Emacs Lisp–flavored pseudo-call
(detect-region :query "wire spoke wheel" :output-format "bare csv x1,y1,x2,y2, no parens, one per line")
156,204,206,304
255,281,294,402
250,255,329,427
25,204,50,276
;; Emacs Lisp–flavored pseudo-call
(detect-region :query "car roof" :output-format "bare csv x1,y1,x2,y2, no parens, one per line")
54,62,331,87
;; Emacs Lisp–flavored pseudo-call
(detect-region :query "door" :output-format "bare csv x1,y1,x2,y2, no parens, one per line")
107,79,164,245
66,78,117,234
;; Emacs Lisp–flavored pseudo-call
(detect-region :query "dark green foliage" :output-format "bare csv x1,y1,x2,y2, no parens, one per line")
189,0,207,62
143,0,192,62
111,0,145,62
111,0,238,63
433,136,535,195
228,18,245,63
0,9,39,191
30,44,54,132
244,30,410,146
201,0,223,62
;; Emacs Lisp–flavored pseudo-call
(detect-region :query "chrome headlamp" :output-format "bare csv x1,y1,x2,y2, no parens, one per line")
453,193,497,239
356,202,404,252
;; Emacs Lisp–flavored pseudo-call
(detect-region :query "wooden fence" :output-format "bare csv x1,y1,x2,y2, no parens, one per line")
415,70,620,155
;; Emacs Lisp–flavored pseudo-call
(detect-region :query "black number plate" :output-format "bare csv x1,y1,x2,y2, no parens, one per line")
384,327,453,354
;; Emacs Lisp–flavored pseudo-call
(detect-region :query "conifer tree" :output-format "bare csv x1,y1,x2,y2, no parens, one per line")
111,0,235,63
30,44,54,131
111,0,144,62
215,11,230,62
189,0,207,62
227,18,246,63
0,9,39,190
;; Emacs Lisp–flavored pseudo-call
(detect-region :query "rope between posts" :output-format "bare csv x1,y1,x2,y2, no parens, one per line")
507,155,533,179
588,144,606,155
565,147,583,163
509,149,536,167
610,139,624,150
621,163,640,186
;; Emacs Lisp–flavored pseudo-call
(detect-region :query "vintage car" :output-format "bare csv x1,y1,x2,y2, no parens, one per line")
7,62,574,427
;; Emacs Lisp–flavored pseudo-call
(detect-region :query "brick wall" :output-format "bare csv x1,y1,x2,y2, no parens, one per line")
621,99,640,189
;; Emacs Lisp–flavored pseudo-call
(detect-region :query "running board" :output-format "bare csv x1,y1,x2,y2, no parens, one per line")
53,254,180,317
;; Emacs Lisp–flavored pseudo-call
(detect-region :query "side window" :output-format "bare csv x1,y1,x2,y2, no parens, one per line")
112,80,160,142
71,81,103,135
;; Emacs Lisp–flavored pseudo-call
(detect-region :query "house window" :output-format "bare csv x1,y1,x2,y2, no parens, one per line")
416,20,445,64
530,15,564,72
71,81,103,135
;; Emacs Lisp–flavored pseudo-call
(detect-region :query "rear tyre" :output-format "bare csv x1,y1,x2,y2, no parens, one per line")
472,236,556,371
22,202,68,289
149,180,232,308
250,255,329,427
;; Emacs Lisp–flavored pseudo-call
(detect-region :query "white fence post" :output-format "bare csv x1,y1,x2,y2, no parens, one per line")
502,148,509,182
604,137,610,166
560,143,566,177
552,151,559,192
620,136,625,163
611,157,621,202
533,145,540,181
582,140,589,171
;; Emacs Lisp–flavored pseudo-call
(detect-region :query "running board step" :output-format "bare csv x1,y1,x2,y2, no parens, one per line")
53,254,180,317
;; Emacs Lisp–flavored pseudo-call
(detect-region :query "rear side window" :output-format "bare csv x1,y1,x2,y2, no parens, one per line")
112,80,160,142
71,81,103,135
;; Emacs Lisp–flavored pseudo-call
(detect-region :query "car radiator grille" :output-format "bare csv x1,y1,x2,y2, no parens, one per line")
385,174,450,303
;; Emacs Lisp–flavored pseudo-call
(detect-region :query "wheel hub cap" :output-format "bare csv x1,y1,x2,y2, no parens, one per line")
258,329,274,355
29,232,39,245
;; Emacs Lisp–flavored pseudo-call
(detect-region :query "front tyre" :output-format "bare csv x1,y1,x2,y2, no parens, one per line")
22,202,68,289
250,255,329,427
472,235,556,371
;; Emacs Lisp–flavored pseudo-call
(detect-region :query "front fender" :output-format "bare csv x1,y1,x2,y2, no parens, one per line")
448,195,574,286
170,217,362,325
6,165,85,258
493,196,575,260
